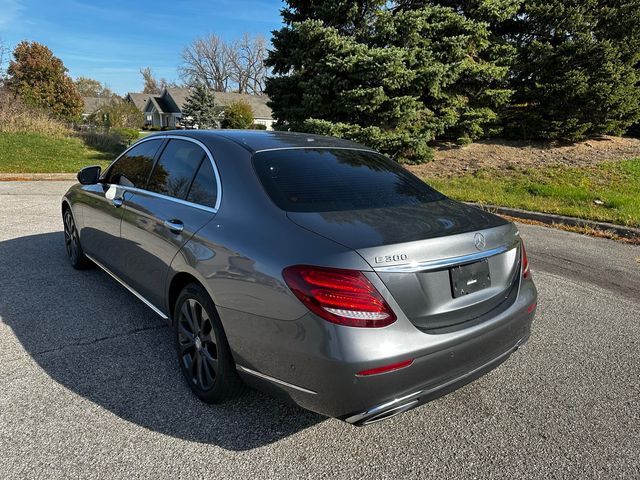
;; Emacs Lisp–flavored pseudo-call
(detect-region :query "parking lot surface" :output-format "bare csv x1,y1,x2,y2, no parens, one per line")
1,181,638,479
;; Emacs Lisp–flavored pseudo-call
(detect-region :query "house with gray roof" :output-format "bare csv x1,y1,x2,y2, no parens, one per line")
82,96,110,121
125,92,154,111
127,87,274,130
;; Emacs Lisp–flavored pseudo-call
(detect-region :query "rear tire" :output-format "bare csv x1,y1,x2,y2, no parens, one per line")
63,208,92,270
174,283,244,403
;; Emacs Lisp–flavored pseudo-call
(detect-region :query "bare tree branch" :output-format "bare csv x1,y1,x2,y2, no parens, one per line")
180,33,268,94
179,34,232,92
230,33,268,95
140,67,160,94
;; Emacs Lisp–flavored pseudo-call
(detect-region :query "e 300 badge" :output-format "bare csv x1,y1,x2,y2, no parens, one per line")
374,254,408,264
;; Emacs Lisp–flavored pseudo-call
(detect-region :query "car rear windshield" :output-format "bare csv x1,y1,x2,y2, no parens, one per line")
252,148,444,212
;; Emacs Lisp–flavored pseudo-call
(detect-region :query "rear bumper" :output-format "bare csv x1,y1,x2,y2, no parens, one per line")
227,278,537,421
344,331,528,425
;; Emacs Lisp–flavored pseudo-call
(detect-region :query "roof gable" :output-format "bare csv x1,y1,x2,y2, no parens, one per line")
82,96,110,115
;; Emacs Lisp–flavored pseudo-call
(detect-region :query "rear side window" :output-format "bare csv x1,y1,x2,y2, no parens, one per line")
186,159,218,209
147,139,206,199
105,139,162,187
253,149,443,212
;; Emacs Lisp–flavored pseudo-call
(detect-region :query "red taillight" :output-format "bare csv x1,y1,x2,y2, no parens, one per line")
521,240,530,278
282,265,397,328
356,359,413,376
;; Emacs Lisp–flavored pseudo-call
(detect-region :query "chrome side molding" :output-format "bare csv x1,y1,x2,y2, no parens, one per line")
85,253,169,320
236,365,317,395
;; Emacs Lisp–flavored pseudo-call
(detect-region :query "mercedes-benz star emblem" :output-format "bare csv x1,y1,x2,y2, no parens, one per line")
474,232,486,250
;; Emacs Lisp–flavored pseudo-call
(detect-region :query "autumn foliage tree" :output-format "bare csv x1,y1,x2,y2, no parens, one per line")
6,41,83,121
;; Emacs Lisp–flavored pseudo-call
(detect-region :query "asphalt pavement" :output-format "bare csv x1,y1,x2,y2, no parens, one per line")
1,181,638,479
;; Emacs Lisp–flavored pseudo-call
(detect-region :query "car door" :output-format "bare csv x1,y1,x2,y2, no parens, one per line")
78,138,164,272
119,137,220,310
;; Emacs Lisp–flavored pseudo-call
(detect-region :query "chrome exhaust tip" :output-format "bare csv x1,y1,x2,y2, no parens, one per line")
358,399,420,426
345,390,424,426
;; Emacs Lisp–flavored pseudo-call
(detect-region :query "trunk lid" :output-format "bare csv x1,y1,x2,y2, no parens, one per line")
288,200,521,331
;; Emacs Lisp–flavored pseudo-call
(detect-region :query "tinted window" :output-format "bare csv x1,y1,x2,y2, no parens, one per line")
147,139,205,199
105,139,162,187
186,159,218,208
253,149,443,212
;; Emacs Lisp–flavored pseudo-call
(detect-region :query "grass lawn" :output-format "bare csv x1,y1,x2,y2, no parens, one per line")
425,159,640,227
0,132,115,173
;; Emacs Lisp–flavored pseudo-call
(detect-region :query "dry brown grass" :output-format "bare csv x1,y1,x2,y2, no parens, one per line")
0,90,71,137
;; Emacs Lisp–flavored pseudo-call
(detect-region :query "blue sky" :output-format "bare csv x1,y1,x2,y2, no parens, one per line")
0,0,284,94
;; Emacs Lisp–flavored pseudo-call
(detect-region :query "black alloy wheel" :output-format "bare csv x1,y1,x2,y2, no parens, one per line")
63,208,91,269
174,283,244,403
177,298,219,391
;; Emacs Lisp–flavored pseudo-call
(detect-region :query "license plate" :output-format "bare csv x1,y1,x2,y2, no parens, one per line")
450,259,491,298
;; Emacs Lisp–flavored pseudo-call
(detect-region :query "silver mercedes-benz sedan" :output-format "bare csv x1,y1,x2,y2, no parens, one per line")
62,130,537,425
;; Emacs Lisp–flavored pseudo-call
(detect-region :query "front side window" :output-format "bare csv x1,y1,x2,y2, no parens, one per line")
147,139,206,199
253,149,444,213
105,139,162,188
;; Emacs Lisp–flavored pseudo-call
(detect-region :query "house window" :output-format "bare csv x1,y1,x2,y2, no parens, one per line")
146,114,152,121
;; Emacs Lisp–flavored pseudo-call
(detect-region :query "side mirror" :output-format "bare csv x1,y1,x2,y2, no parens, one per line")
77,165,102,185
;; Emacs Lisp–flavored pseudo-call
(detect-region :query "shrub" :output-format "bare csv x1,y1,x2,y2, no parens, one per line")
251,123,267,130
221,101,254,129
0,89,71,137
76,129,126,154
88,99,143,129
111,127,139,145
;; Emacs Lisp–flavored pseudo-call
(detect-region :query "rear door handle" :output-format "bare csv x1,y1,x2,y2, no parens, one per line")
164,219,184,234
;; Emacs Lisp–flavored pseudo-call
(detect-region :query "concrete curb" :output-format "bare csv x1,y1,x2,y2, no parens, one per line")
469,203,640,240
0,173,77,181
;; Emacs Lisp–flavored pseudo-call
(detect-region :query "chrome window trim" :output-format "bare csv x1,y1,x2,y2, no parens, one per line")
117,185,218,214
85,253,169,320
374,244,517,273
100,134,222,213
236,365,317,395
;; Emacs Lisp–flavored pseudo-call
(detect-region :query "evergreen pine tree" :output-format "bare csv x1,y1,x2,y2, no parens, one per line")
504,0,640,140
266,1,511,162
181,82,218,129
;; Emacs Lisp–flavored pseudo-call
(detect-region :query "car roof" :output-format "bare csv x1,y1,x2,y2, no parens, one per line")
144,130,375,154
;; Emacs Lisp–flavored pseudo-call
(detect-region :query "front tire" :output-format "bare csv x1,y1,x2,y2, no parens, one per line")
174,283,244,403
63,208,92,269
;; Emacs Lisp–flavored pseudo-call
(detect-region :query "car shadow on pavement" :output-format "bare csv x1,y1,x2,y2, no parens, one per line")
0,232,324,451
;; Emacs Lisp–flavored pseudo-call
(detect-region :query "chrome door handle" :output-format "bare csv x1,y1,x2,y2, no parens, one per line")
164,219,184,234
112,198,123,208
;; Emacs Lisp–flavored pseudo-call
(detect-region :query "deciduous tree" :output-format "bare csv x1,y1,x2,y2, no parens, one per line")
180,33,268,94
229,34,268,95
6,41,83,121
180,34,232,92
74,76,114,98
